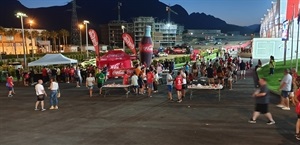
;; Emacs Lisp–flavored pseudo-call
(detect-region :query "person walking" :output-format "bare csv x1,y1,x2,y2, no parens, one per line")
248,78,275,125
166,70,174,101
75,67,82,87
131,71,139,94
86,73,95,97
277,69,293,110
146,69,154,97
239,60,246,79
95,69,105,95
48,77,59,110
6,75,14,97
35,79,47,111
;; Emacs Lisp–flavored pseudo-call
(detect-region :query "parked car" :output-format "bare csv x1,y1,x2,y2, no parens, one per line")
158,52,168,57
172,48,186,54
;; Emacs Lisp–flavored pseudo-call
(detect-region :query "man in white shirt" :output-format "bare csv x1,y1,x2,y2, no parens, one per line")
277,69,293,110
35,79,47,111
166,70,174,101
131,72,139,94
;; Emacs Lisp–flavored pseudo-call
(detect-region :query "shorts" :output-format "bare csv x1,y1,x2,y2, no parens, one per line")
97,83,103,88
298,115,300,119
147,83,153,89
176,89,182,91
88,85,93,90
133,85,139,89
281,90,289,98
182,84,187,89
255,104,268,114
7,87,13,91
240,70,246,75
167,85,173,92
208,78,214,83
37,95,45,101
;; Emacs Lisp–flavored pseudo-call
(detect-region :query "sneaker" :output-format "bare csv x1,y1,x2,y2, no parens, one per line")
34,108,39,111
41,109,46,111
276,104,284,108
266,121,275,125
8,95,13,97
248,118,256,124
296,134,300,140
177,99,182,103
126,91,130,94
282,107,290,110
55,106,59,110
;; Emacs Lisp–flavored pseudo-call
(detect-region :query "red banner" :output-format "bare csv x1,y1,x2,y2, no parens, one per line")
88,29,99,57
286,0,300,20
122,33,136,55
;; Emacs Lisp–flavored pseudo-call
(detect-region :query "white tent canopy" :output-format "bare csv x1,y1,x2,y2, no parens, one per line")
28,53,78,67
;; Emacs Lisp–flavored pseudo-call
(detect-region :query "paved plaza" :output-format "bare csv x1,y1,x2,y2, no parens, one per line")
0,68,299,145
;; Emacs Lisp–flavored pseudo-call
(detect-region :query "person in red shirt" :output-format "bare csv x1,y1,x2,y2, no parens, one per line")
123,71,130,94
6,75,14,97
146,69,154,97
69,67,75,83
293,87,300,140
42,67,48,83
64,66,70,83
175,71,183,102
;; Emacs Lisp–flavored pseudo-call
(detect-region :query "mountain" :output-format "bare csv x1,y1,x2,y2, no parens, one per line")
0,0,258,34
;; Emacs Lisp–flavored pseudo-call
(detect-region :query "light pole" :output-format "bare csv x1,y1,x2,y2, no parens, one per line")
83,20,89,58
29,19,34,57
78,24,83,54
16,12,28,69
121,25,125,51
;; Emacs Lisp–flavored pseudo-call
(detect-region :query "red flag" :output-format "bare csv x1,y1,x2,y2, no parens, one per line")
122,33,136,55
88,29,99,57
286,0,300,20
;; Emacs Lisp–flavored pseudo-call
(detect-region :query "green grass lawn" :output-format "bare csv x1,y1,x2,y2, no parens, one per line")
257,60,300,94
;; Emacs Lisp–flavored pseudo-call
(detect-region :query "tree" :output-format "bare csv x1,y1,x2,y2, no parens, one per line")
40,30,50,41
59,29,69,50
31,30,40,54
6,28,19,57
50,31,58,52
0,26,6,56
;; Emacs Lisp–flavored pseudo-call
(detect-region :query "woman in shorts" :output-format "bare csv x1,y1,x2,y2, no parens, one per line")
175,72,183,103
85,73,95,97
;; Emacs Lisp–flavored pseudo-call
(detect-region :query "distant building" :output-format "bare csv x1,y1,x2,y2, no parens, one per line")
0,28,48,55
107,20,134,48
133,17,155,47
100,17,184,49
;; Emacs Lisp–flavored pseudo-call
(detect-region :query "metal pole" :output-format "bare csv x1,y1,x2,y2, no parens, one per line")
296,21,300,71
284,40,287,65
85,23,88,58
30,24,34,58
79,29,82,53
122,27,125,51
20,16,27,69
290,4,295,68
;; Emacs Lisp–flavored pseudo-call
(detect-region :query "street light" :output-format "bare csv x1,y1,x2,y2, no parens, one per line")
78,24,83,53
16,12,28,69
121,25,125,51
83,20,89,58
28,19,34,57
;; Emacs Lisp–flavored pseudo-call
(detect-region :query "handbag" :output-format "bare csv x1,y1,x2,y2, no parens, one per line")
57,90,61,98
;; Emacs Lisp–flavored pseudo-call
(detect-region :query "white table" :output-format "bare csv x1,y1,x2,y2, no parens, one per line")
188,85,223,101
102,84,132,98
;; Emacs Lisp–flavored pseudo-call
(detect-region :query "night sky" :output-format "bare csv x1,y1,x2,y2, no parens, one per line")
19,0,274,26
